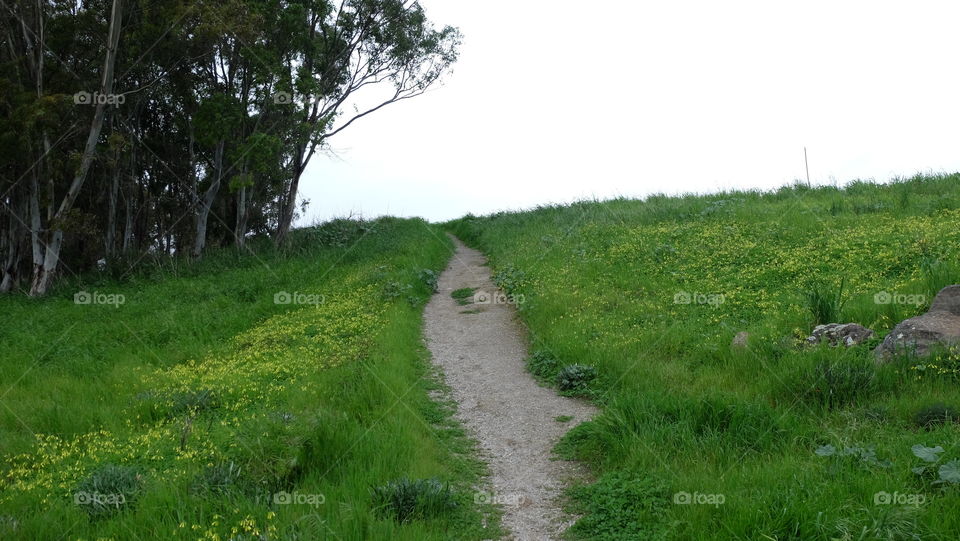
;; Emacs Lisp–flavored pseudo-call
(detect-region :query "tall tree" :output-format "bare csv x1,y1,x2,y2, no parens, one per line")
28,0,123,295
273,0,461,243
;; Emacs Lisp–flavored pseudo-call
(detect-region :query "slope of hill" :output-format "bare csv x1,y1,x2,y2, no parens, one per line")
0,219,499,540
449,174,960,539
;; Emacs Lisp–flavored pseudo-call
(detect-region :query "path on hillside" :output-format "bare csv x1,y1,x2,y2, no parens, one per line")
423,237,597,540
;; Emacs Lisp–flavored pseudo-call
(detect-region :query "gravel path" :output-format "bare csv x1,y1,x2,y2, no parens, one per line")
424,237,597,540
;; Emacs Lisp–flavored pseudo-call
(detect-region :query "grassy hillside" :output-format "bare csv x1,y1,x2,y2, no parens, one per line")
0,218,500,540
449,174,960,540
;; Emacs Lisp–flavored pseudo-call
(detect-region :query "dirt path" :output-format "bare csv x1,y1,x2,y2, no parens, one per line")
424,237,597,541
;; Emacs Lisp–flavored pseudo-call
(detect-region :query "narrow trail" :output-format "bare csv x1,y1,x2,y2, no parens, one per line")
424,237,597,541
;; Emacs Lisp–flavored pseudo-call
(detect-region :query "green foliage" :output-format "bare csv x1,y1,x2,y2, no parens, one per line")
527,350,560,379
372,478,458,523
567,473,668,540
492,265,526,295
910,444,960,486
450,287,475,305
556,364,598,394
192,462,244,496
803,278,848,325
419,269,440,293
792,358,881,410
74,464,143,518
913,403,959,430
814,444,892,468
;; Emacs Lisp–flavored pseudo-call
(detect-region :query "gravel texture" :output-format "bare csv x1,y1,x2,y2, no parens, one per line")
423,237,597,540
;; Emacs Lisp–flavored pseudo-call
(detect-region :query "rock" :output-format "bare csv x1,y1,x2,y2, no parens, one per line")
731,331,751,349
875,285,960,361
806,323,875,347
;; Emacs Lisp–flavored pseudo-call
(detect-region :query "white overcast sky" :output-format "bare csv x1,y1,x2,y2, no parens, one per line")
297,0,960,224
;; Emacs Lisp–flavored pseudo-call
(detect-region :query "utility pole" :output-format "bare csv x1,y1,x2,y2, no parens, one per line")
804,147,811,187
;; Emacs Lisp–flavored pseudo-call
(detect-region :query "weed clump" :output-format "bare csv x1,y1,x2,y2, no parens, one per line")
568,473,668,540
450,287,476,305
192,462,243,495
419,269,440,293
913,403,959,430
372,478,457,523
527,350,559,379
557,364,597,394
803,278,847,325
797,359,878,410
74,464,143,518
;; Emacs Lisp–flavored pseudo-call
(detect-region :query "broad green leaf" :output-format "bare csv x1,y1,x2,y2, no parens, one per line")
912,444,944,463
938,460,960,484
815,444,836,457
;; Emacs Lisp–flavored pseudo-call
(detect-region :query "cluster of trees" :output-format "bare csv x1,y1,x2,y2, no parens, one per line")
0,0,459,295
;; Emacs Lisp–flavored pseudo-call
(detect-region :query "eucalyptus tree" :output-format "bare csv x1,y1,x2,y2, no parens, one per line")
0,0,460,293
273,0,461,243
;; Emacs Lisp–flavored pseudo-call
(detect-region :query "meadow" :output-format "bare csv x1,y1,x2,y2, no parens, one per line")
449,174,960,540
0,218,500,540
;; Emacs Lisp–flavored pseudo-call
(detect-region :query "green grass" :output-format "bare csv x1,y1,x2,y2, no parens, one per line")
448,174,960,540
451,288,477,305
0,218,502,540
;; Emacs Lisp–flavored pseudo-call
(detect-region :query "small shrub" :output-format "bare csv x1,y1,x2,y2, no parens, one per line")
557,364,597,394
913,403,959,430
418,269,439,293
312,218,374,247
372,478,457,523
527,350,559,379
383,281,413,300
796,359,878,410
803,278,847,325
192,462,243,495
74,464,143,518
492,265,526,294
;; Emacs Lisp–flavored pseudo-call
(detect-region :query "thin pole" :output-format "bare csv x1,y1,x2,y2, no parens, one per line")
804,147,811,187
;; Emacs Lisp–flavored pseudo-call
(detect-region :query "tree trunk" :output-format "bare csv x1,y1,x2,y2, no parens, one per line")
275,146,304,244
29,0,123,295
235,184,248,248
192,139,224,257
0,197,22,293
105,157,120,258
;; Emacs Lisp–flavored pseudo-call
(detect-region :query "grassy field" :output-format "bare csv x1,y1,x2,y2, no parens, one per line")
449,174,960,540
0,218,501,540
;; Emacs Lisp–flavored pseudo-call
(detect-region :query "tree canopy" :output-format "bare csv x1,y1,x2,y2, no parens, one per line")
0,0,460,294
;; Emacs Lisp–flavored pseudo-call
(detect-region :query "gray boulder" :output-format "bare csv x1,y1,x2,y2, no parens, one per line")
875,285,960,361
807,323,875,347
